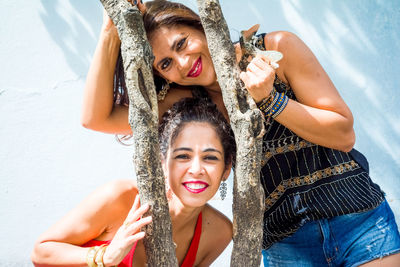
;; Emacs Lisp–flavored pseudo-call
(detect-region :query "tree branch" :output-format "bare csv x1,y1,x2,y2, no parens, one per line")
99,0,178,265
196,0,265,266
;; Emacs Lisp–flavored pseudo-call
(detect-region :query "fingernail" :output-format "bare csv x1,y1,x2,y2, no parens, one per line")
134,0,137,5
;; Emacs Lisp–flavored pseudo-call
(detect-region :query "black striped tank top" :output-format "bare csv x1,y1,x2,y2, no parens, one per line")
254,34,385,249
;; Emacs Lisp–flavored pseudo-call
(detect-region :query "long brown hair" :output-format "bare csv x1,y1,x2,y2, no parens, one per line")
113,0,204,106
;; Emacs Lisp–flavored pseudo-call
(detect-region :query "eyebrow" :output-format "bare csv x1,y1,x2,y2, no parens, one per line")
173,147,222,155
156,33,186,70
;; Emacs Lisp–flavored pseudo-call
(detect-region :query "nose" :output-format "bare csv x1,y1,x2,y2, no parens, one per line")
176,54,189,73
188,157,204,176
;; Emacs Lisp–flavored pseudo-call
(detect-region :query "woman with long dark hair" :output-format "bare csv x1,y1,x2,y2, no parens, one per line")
81,1,400,266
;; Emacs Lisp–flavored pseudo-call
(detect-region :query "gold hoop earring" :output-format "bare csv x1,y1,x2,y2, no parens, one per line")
157,81,170,101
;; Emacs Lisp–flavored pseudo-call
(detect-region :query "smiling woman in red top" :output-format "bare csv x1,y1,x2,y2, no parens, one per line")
31,97,235,267
78,0,400,265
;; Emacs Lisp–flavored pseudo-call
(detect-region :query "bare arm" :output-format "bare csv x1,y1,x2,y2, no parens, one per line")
241,31,355,152
31,180,150,266
81,10,194,135
81,12,132,135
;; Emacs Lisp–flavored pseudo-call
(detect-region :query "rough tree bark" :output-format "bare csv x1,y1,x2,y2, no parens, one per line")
99,1,178,266
197,0,266,266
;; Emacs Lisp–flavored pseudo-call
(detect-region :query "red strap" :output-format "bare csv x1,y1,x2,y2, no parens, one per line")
82,213,202,267
180,212,202,267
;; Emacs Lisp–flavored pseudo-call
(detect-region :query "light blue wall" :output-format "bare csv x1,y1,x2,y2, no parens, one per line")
0,0,398,265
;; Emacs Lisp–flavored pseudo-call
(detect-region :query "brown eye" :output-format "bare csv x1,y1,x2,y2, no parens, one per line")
204,155,219,161
175,154,190,160
161,58,172,70
177,37,187,50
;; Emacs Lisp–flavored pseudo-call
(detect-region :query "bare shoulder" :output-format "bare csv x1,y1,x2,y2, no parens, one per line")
34,179,138,245
265,31,318,84
101,179,137,199
197,204,232,266
202,204,232,233
74,179,138,222
96,179,138,210
264,31,304,51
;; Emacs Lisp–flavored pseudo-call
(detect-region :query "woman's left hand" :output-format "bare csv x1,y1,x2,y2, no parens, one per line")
102,195,152,266
239,54,276,103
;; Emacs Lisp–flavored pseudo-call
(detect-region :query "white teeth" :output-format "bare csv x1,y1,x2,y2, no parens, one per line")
190,61,199,76
185,183,206,189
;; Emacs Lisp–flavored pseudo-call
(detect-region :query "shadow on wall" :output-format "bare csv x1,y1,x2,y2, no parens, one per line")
39,0,400,193
277,0,400,194
39,0,102,76
227,0,400,192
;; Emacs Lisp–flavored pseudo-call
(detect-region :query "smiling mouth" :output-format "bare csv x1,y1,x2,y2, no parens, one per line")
183,181,208,193
187,57,202,78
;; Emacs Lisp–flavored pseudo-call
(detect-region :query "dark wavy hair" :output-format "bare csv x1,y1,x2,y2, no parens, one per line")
159,98,235,167
113,0,204,106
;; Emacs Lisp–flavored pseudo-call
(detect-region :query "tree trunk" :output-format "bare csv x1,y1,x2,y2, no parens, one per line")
99,1,178,266
196,0,265,266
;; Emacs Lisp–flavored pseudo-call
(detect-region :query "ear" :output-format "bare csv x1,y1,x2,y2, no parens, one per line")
222,161,232,181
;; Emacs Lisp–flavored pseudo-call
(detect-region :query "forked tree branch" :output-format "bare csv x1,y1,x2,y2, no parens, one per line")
99,0,178,266
196,0,265,266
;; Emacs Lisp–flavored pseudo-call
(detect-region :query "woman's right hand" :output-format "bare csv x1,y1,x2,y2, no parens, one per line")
103,195,152,266
82,7,131,134
101,9,119,38
240,54,276,103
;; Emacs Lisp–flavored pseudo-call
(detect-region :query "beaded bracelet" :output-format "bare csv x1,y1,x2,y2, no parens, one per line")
271,92,289,118
257,87,277,114
257,89,289,118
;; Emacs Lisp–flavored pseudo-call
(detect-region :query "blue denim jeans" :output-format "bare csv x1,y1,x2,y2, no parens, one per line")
262,199,400,267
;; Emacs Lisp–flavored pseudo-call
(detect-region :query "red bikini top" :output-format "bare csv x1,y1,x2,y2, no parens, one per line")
82,212,203,267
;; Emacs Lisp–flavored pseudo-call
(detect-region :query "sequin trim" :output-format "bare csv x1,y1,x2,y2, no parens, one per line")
261,137,314,165
264,160,360,210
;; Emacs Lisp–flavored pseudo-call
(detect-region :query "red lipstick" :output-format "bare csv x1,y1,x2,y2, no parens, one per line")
182,181,208,193
187,57,202,77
